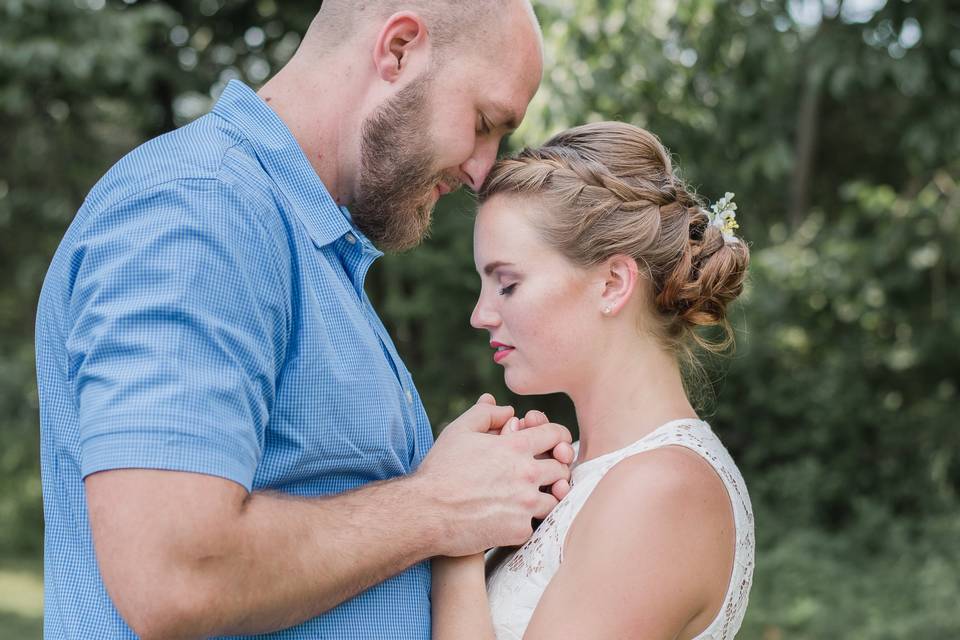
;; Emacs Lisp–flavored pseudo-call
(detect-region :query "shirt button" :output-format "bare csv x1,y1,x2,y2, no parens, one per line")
345,233,357,244
405,389,414,404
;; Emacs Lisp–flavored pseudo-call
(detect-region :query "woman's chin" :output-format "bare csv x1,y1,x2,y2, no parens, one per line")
504,371,551,396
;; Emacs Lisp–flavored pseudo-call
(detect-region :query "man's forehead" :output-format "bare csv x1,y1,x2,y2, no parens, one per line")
470,3,543,86
475,46,542,122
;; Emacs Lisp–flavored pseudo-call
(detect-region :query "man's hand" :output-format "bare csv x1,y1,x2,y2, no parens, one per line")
505,408,573,501
497,417,573,508
414,395,572,556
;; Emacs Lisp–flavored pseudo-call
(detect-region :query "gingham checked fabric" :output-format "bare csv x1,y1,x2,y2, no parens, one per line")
36,80,434,639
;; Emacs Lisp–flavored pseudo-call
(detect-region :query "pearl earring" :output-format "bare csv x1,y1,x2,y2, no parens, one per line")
603,305,613,315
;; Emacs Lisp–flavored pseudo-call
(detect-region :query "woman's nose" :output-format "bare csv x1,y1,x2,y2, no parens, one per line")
470,297,500,330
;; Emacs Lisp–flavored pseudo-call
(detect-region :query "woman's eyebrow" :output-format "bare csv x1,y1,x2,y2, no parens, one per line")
483,261,516,276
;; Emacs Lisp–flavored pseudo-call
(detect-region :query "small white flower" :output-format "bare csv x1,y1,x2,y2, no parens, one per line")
709,192,741,243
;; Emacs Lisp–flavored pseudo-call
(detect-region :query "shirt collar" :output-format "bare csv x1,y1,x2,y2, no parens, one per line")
211,80,366,250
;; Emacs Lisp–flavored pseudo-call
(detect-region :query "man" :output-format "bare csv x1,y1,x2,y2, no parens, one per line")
35,1,573,638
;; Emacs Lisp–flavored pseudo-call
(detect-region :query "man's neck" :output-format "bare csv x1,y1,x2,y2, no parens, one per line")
257,51,363,205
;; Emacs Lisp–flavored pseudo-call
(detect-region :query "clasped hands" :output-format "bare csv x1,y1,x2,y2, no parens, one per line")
416,393,575,556
479,393,574,502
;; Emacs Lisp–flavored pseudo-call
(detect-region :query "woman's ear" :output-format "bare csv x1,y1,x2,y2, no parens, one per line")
371,12,429,83
599,254,640,316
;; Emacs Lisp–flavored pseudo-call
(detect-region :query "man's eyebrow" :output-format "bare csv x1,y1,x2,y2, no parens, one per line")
483,260,516,276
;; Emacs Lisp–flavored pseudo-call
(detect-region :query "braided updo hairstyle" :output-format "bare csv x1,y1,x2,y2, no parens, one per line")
478,121,749,358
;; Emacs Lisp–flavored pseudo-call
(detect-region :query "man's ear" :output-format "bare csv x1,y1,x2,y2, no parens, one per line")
371,12,429,83
599,254,640,316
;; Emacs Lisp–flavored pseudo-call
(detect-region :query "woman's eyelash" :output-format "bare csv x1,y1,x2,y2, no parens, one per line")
497,283,517,296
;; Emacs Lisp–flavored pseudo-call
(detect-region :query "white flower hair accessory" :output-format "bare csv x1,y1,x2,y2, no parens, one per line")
708,191,740,244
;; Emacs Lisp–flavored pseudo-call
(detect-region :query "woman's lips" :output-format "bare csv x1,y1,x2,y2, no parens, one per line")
491,341,515,364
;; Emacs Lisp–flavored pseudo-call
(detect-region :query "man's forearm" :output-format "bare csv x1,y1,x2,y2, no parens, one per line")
218,476,439,633
122,473,443,639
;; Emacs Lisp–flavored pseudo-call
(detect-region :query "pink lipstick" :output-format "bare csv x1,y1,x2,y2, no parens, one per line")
491,341,515,364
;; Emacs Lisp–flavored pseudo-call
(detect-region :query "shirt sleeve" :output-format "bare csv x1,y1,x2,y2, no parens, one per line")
66,177,290,491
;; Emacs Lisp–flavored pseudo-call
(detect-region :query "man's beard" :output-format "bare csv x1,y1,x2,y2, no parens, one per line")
351,75,446,253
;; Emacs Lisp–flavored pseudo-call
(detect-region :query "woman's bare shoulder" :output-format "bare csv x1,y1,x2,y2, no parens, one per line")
556,445,735,634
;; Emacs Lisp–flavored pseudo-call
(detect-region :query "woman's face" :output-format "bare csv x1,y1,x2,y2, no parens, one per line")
471,195,602,395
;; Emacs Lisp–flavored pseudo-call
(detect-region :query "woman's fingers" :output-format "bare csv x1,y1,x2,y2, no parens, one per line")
505,409,549,433
549,478,571,501
534,492,560,520
552,441,575,465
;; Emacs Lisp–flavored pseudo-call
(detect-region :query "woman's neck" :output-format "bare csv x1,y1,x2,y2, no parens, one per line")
569,338,697,464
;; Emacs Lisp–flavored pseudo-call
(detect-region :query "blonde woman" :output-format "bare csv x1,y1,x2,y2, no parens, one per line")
432,122,754,639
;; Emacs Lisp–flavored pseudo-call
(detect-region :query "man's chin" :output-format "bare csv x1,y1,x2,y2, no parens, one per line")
378,212,433,253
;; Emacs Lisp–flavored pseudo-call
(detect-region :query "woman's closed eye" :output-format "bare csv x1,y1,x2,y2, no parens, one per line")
497,283,518,296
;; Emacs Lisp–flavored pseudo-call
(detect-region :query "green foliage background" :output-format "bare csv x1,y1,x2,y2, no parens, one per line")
1,0,958,637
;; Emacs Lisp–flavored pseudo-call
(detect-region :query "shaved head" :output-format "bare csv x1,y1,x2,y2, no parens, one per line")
306,0,542,57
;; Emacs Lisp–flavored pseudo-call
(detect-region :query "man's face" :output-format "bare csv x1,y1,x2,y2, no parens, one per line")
350,13,543,252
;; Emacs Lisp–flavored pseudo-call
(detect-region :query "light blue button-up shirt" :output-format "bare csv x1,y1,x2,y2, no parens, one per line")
36,80,434,639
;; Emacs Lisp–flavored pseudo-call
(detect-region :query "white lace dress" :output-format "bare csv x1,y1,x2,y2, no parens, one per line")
486,419,754,639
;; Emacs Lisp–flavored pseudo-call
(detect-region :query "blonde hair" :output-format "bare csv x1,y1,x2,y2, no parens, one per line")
479,121,749,358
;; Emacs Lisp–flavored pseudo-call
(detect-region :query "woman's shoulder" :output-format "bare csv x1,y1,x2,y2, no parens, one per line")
569,419,742,536
579,443,733,534
546,444,738,638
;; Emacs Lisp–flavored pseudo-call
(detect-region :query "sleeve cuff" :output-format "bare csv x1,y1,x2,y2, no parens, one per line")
80,428,258,491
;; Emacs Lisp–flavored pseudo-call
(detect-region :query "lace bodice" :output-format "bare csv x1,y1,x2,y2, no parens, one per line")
486,419,754,639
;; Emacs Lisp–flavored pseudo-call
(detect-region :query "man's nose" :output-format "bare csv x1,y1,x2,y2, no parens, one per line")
461,138,501,191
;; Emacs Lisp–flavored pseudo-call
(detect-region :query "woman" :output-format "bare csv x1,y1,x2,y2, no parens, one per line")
432,122,754,639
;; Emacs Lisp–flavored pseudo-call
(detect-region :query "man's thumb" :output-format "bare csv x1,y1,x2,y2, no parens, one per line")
463,401,514,433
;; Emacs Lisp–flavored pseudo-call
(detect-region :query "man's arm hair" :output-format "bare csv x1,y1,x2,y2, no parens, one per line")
87,469,442,639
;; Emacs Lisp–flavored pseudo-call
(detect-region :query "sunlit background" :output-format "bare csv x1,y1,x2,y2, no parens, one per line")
1,0,958,637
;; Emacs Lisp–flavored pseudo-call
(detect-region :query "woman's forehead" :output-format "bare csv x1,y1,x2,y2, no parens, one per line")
474,197,578,274
476,197,542,247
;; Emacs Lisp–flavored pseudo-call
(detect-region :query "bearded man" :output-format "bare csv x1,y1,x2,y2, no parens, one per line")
35,2,574,638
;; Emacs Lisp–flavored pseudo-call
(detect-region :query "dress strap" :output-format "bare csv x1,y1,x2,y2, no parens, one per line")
571,418,710,483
